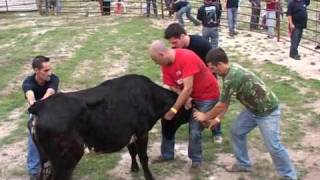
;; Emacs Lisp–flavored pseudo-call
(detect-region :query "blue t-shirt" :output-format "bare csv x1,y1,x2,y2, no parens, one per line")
22,74,59,100
287,0,308,29
226,0,239,8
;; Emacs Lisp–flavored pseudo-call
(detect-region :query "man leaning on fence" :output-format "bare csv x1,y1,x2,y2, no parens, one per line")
22,56,59,180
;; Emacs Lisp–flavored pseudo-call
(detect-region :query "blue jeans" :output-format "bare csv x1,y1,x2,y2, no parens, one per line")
266,10,276,37
176,4,199,26
202,27,219,49
211,120,222,136
146,0,157,16
27,116,40,176
227,8,238,33
290,28,303,57
161,100,217,164
230,107,297,179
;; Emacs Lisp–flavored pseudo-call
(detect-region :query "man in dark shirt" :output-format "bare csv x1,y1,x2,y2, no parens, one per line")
22,55,59,180
287,0,308,60
197,0,222,48
163,23,223,144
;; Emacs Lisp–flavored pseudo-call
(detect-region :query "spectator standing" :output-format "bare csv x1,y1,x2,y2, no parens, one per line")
316,4,320,49
146,0,158,17
266,0,278,39
287,0,308,60
102,0,112,15
226,0,239,37
249,0,261,30
197,0,222,49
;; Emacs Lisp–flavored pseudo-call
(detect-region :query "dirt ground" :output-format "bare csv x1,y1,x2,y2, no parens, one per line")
0,15,319,180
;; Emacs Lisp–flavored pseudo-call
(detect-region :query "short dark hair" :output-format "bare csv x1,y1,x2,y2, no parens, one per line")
164,23,187,39
32,55,50,69
205,48,229,65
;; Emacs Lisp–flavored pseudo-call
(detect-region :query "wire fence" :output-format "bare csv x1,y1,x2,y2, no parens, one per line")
1,0,319,52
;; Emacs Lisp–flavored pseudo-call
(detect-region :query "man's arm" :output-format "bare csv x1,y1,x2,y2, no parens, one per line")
41,74,59,100
164,75,193,120
168,86,182,94
25,90,36,106
197,7,202,21
287,1,294,30
41,88,56,100
288,16,294,30
193,101,228,122
172,75,193,110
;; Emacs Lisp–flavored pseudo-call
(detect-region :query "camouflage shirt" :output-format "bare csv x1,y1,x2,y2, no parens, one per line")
220,63,279,116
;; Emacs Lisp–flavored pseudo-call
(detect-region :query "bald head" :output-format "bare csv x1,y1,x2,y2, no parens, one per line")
149,40,173,65
149,40,167,56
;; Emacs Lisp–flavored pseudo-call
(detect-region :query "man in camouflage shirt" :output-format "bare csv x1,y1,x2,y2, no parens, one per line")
193,48,297,180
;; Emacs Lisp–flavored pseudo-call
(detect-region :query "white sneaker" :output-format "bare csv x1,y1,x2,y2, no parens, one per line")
214,135,223,144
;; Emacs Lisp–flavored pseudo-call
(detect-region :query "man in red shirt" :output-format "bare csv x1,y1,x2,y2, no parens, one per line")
149,40,220,170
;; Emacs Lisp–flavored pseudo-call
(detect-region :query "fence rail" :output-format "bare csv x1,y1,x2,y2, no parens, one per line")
1,0,319,52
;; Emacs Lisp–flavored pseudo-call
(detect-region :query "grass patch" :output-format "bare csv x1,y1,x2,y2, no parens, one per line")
0,113,28,148
0,93,25,121
73,153,120,179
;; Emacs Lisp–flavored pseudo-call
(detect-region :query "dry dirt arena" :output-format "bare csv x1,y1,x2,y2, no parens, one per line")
0,15,319,180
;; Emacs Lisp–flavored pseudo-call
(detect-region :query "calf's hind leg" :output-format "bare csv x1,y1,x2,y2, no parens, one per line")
127,143,140,172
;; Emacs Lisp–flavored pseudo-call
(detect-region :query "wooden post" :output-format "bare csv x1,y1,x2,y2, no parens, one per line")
37,0,44,15
98,0,104,16
5,0,8,12
161,0,164,19
276,1,281,42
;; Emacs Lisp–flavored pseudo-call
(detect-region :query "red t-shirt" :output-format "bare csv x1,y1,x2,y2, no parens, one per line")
266,1,277,11
161,49,220,101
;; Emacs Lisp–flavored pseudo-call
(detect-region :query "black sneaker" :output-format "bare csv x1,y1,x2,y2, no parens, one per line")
316,45,320,49
189,163,201,173
290,55,301,60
